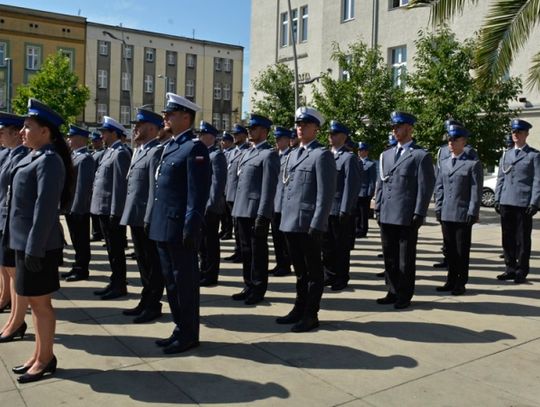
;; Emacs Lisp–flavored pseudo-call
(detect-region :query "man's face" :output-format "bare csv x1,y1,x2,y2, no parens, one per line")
0,126,22,148
329,132,346,149
92,139,103,149
133,121,157,145
248,125,267,144
222,139,233,149
275,136,289,151
198,132,215,147
68,135,86,151
448,136,466,155
163,110,190,134
233,132,247,145
296,121,318,144
392,123,412,143
101,129,118,147
512,129,528,146
358,149,368,159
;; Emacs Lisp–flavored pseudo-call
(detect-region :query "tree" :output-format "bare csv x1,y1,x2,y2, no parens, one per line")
12,51,90,129
312,41,401,155
409,0,540,91
400,26,521,166
250,63,298,128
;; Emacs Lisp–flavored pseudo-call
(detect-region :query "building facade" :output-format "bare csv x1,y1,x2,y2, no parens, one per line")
250,0,540,139
85,23,244,130
0,4,86,112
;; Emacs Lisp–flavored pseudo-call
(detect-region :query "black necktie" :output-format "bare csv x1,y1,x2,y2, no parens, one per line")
515,148,520,158
452,157,456,167
297,146,305,159
394,147,403,163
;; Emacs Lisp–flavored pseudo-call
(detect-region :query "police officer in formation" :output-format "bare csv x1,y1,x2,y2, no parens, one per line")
224,124,250,263
91,116,131,300
63,125,95,282
219,132,235,240
271,126,294,277
120,108,165,323
90,132,106,242
434,124,483,295
356,142,376,238
231,114,280,305
322,120,361,291
495,119,540,284
375,111,435,309
198,121,227,287
148,93,210,354
277,107,336,332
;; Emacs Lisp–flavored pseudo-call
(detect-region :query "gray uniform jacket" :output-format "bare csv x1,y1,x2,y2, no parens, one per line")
375,142,435,226
69,147,96,215
223,146,235,163
279,140,337,233
0,148,10,169
231,141,280,220
436,144,478,175
92,148,107,168
330,147,361,216
495,145,540,208
225,143,250,203
7,145,65,257
0,145,29,231
274,148,292,214
120,139,161,227
434,152,483,222
90,140,131,217
206,146,227,215
359,158,377,197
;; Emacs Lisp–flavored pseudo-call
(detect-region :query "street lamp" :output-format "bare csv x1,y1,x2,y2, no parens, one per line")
102,29,134,125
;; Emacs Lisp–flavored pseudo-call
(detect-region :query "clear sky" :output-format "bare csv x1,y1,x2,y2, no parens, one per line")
1,0,252,113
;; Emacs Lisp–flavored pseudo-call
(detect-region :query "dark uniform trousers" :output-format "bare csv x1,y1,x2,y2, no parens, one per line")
271,212,291,271
285,232,324,318
441,221,472,288
237,217,269,296
199,211,221,281
156,241,200,342
91,214,103,239
227,201,241,257
500,205,533,277
356,197,371,237
220,200,233,237
380,223,418,302
131,226,164,311
65,213,91,274
99,215,127,288
322,215,353,284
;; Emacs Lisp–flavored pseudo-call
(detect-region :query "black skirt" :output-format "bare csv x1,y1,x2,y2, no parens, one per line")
15,249,62,296
0,231,16,267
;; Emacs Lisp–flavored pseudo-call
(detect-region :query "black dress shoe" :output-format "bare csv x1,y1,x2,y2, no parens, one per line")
65,273,89,282
497,272,516,281
244,294,264,305
276,309,302,324
375,271,385,278
273,268,292,277
376,294,397,304
90,235,103,242
331,281,348,291
61,269,75,279
133,308,162,324
0,301,11,313
499,253,505,259
0,322,27,342
163,340,200,354
224,253,241,262
377,253,383,258
200,277,218,287
220,233,233,240
232,288,251,301
122,304,144,316
451,286,466,295
12,364,32,375
94,284,113,296
394,300,411,309
514,274,527,284
436,284,453,292
155,335,175,347
433,260,448,268
100,287,127,300
17,356,57,384
291,316,319,332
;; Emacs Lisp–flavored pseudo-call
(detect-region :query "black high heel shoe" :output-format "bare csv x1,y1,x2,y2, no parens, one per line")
12,364,32,375
0,301,11,312
0,322,27,343
17,356,57,384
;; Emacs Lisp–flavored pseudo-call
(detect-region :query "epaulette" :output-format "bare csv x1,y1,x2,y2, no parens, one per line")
45,149,56,156
529,147,539,153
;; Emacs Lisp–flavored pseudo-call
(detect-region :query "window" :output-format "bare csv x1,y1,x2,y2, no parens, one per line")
215,57,222,71
187,54,196,68
223,83,231,101
186,79,195,97
120,105,131,125
123,45,132,59
223,58,232,72
222,114,230,131
0,42,7,66
0,84,5,109
145,48,155,62
58,48,74,70
26,45,41,70
167,51,176,66
212,113,221,129
144,75,154,93
391,0,408,8
167,77,176,93
280,12,288,47
121,72,131,91
390,46,407,87
291,9,298,43
98,41,109,56
97,103,107,122
98,69,108,89
300,5,308,42
342,0,355,21
214,82,222,100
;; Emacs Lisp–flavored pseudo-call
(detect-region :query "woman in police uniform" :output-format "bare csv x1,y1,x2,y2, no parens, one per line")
6,99,73,383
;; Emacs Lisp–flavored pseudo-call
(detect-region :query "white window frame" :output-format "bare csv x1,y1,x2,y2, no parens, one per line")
145,48,155,62
223,58,232,72
123,45,132,59
167,52,176,66
342,0,355,21
121,72,131,91
223,83,231,101
187,54,195,68
212,113,221,129
0,42,8,66
98,69,108,89
291,9,299,44
222,114,230,132
215,57,222,71
97,103,107,122
280,12,289,47
186,79,195,97
300,5,308,42
214,82,222,100
59,48,74,70
390,46,407,87
167,77,176,93
144,74,154,93
99,41,109,56
26,45,41,70
391,0,409,8
120,105,131,125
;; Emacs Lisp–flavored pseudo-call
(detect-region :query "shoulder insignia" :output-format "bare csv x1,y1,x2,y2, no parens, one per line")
45,150,55,156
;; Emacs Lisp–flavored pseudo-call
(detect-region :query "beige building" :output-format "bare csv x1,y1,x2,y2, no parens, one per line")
250,0,540,140
85,23,244,131
0,4,86,112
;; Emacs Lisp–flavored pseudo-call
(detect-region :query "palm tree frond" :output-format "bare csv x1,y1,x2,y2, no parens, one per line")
525,50,540,91
408,0,479,26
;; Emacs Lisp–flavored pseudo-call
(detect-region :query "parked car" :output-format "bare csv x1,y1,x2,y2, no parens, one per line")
482,176,498,207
